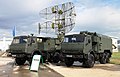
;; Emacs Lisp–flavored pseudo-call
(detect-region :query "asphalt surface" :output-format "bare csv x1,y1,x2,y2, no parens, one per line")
45,61,120,77
11,64,64,77
0,57,64,77
0,55,120,77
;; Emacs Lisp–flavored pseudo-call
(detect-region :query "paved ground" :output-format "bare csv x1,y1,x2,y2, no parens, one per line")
0,54,120,77
45,61,120,77
11,64,64,77
0,52,5,56
0,57,63,77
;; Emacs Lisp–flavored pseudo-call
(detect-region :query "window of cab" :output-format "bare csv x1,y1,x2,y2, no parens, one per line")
37,38,43,43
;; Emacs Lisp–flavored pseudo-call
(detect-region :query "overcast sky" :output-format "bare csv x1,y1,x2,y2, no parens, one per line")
0,0,120,39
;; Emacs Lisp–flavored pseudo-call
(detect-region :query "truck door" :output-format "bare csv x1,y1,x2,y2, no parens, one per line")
84,36,92,54
25,37,37,53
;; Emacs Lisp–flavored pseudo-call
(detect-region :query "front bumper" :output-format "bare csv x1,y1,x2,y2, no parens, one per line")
63,53,89,60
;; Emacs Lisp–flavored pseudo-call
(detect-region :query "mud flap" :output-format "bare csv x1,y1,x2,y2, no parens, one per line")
30,55,41,72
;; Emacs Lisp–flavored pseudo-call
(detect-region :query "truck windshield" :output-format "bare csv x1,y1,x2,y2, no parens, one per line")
64,35,85,42
12,38,20,44
12,36,27,44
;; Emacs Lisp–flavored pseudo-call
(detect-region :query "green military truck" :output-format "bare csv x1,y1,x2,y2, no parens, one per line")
62,31,112,68
9,35,62,65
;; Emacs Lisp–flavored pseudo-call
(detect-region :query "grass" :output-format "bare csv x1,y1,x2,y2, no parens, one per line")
110,52,120,65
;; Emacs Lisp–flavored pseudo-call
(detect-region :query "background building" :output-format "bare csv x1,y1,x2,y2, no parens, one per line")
0,37,12,51
117,40,120,52
0,36,119,52
111,37,118,52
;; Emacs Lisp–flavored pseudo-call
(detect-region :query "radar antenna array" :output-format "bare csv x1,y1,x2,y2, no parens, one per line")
39,2,76,42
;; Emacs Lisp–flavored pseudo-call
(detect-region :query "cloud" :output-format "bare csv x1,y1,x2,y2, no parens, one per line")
72,6,120,38
0,0,54,37
0,0,74,37
0,0,120,39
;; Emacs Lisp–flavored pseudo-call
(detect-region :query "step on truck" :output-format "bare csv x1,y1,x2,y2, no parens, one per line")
62,31,112,68
9,35,62,65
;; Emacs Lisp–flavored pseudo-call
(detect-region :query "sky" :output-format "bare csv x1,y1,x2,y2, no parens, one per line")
0,0,120,39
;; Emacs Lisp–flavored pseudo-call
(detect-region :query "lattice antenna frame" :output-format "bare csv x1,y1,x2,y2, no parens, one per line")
39,2,76,42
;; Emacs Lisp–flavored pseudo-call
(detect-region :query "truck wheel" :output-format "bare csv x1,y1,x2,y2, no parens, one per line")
15,58,26,65
28,58,32,65
53,52,60,63
83,54,94,68
106,53,110,63
99,53,107,64
65,58,74,67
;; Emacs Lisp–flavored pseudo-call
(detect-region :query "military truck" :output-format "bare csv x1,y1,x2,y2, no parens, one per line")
62,31,112,68
9,35,62,65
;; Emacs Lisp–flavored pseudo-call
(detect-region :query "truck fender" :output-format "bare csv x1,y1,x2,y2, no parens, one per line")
84,50,94,59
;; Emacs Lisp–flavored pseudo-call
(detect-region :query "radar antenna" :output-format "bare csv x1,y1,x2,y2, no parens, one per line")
39,2,76,42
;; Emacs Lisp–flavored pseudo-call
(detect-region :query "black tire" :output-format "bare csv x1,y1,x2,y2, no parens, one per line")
65,58,74,67
28,58,32,65
99,53,107,64
83,54,94,68
15,58,26,65
53,52,60,63
106,52,110,63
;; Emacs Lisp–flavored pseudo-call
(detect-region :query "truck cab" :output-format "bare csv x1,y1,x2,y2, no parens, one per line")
9,35,61,65
62,31,112,68
62,34,92,55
